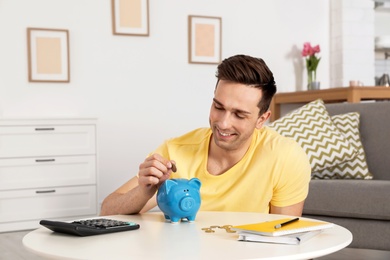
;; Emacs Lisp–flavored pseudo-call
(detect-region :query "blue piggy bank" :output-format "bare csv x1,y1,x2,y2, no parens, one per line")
157,178,201,223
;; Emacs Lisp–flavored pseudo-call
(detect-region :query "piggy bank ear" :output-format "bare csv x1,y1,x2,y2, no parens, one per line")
188,178,201,189
163,179,178,194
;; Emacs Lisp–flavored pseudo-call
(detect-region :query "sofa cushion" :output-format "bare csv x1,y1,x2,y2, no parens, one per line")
325,101,390,181
303,179,390,220
268,99,358,172
312,112,373,179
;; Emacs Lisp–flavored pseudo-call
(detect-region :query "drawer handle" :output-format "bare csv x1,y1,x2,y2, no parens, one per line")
35,159,56,162
36,190,56,194
35,128,55,131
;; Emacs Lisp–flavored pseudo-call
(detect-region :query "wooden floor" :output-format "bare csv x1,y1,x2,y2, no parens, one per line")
0,230,42,260
1,230,390,260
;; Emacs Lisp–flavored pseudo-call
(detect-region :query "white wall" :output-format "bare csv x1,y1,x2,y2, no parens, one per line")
374,7,390,80
330,0,376,87
0,0,330,205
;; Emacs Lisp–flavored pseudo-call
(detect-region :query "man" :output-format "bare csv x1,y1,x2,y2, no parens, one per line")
100,54,311,217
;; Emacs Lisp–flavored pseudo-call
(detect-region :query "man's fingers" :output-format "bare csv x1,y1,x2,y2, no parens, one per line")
137,154,176,189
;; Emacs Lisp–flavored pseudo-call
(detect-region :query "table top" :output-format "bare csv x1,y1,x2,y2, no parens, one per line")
23,211,352,260
269,86,390,121
273,86,390,103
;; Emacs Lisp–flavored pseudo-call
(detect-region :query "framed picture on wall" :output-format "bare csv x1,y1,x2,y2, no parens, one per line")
27,28,70,83
111,0,149,36
188,15,222,64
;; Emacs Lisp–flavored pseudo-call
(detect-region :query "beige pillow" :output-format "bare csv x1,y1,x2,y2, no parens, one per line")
312,112,373,179
268,99,358,172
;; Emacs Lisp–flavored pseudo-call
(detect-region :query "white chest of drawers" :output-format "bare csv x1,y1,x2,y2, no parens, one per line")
0,118,98,232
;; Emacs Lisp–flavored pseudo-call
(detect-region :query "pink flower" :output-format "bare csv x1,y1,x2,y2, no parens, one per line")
302,42,321,73
301,42,320,57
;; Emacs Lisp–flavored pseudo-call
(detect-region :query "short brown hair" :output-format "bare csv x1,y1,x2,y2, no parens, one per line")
215,54,277,115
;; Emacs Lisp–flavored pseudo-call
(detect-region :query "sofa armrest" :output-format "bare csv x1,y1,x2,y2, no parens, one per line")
303,179,390,220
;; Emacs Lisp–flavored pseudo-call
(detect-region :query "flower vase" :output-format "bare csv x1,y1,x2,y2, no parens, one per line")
307,70,320,90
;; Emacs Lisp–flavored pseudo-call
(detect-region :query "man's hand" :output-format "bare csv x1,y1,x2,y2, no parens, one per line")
100,154,176,216
137,154,176,195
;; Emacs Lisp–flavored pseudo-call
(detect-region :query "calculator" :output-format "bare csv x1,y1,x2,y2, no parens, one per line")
40,218,140,236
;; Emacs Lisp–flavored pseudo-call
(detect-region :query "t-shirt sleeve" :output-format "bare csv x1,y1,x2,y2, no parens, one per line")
270,140,311,207
148,140,170,158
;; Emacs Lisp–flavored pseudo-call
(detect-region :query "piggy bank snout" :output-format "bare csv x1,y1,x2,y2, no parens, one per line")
180,196,196,211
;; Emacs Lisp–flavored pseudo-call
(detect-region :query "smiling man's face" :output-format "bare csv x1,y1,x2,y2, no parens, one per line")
209,79,268,152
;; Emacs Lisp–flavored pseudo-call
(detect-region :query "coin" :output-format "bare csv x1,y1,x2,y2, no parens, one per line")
171,163,177,172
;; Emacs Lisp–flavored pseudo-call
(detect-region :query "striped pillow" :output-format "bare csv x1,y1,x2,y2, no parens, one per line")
312,112,373,179
268,99,358,172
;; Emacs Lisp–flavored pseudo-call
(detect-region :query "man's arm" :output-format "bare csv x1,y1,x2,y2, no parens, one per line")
270,201,305,217
268,137,311,217
100,177,157,215
100,154,175,216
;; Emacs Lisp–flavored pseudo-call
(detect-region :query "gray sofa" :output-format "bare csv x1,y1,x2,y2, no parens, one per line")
302,101,390,251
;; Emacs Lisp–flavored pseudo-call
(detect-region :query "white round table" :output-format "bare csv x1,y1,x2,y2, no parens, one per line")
23,211,352,260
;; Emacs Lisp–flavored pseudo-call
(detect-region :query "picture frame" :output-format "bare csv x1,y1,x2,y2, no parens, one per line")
27,28,70,83
188,15,222,64
111,0,149,36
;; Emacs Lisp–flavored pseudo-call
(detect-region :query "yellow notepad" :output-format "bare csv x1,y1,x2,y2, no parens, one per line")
232,218,334,237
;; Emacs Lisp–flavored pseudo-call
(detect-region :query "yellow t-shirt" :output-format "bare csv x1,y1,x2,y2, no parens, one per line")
151,126,311,213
